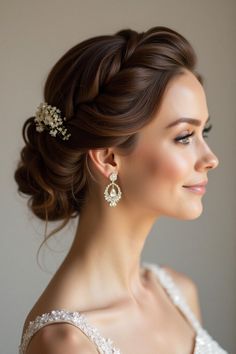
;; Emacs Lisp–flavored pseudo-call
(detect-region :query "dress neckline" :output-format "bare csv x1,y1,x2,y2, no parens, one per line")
20,261,201,354
142,262,199,354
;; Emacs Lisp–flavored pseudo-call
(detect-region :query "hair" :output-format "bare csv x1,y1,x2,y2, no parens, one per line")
14,25,203,259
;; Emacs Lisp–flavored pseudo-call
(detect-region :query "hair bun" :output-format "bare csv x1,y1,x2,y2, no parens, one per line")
14,26,202,255
14,117,87,223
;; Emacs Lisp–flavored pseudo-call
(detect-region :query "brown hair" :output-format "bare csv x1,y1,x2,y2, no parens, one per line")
14,26,203,257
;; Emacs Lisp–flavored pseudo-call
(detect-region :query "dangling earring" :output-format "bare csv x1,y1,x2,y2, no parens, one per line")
104,171,122,207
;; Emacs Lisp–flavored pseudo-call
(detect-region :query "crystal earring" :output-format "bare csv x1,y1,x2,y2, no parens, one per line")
104,171,122,207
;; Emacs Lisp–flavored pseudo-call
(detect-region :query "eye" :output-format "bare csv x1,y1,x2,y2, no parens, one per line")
175,132,194,145
202,123,212,138
175,124,213,145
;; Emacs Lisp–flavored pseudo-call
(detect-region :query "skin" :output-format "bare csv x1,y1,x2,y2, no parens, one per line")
25,68,219,354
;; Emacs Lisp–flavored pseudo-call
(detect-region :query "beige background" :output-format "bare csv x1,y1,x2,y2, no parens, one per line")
1,0,235,353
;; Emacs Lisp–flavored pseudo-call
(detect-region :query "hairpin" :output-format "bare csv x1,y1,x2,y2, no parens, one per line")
34,102,71,141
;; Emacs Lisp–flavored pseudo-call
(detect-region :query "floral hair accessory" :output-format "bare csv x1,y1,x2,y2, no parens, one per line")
34,102,71,141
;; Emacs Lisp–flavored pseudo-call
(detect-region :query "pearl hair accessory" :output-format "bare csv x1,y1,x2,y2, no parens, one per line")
34,102,71,141
104,172,122,207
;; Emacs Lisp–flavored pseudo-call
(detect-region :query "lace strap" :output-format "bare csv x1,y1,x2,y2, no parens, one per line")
18,309,121,354
142,262,202,333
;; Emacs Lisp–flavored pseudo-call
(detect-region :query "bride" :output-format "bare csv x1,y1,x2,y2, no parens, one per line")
15,25,227,354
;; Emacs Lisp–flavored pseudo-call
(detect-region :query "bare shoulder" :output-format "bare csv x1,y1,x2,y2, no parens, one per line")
161,265,203,324
25,322,98,354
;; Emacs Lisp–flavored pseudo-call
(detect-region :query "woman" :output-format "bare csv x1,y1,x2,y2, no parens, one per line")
15,26,228,353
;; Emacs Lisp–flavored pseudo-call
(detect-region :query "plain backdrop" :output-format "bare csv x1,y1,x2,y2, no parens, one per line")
1,0,235,353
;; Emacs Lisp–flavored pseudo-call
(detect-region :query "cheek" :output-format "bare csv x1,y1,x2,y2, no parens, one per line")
143,148,190,186
120,143,191,202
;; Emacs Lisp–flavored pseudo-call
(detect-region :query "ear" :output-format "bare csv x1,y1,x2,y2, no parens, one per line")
88,148,119,179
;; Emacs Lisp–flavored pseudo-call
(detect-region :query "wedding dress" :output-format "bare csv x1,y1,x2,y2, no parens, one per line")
18,262,228,354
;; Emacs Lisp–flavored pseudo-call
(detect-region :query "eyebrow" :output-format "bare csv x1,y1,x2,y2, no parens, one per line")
165,116,210,129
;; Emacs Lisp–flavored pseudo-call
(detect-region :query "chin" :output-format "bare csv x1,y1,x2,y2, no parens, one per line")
163,201,203,220
177,205,203,220
150,200,203,220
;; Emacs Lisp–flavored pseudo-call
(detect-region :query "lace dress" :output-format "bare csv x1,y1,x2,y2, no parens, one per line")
18,262,228,354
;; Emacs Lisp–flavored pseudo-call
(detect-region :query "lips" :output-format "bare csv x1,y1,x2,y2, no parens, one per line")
182,180,208,195
183,180,208,188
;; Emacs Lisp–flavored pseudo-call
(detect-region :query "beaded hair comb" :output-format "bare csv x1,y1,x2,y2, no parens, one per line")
34,102,71,141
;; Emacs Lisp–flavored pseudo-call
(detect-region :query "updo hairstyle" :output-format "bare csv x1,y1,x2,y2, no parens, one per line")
14,26,203,252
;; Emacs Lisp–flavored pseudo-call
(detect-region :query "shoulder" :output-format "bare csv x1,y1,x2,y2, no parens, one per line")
161,265,203,324
25,322,98,354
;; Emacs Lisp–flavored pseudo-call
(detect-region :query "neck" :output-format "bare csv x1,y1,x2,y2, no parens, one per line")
63,197,158,307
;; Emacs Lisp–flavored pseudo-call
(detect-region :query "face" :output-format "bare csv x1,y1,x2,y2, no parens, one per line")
118,69,219,220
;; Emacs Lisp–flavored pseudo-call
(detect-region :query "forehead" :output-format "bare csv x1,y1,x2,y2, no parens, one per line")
149,69,209,129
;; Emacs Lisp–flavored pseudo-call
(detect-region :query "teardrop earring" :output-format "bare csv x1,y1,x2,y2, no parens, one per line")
104,171,122,207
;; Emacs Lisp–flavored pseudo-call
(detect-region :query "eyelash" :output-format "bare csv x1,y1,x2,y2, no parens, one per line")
175,124,213,145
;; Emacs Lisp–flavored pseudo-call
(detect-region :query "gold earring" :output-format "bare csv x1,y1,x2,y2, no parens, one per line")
104,172,122,207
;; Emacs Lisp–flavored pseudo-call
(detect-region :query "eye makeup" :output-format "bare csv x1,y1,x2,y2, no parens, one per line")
175,123,213,145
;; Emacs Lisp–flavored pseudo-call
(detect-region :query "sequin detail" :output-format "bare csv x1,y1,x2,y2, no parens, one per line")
18,262,228,354
143,262,228,354
18,309,121,354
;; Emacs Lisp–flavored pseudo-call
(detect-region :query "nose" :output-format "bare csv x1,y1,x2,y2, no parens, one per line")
196,145,219,171
203,153,219,170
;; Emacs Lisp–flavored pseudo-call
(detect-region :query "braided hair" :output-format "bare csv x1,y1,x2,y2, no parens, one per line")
14,26,203,255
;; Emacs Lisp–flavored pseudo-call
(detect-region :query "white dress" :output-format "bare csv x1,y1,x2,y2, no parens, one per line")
18,262,229,354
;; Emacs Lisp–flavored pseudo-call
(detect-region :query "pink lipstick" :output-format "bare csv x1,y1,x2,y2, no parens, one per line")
183,180,208,195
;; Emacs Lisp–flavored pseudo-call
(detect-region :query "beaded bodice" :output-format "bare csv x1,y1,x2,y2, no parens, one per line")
18,262,228,354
